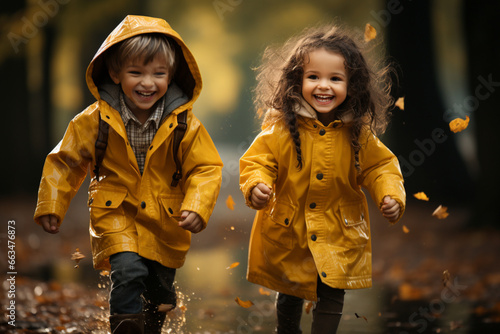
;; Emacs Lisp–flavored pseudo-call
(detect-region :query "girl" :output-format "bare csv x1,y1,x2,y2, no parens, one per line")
239,23,406,333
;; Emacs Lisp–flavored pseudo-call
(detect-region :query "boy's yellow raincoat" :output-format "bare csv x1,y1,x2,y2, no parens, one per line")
34,16,223,270
240,108,405,301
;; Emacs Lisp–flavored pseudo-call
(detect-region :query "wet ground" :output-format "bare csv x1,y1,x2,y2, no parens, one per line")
2,148,500,333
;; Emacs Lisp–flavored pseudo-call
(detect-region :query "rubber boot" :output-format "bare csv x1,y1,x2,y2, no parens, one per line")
110,313,145,334
144,304,171,334
276,293,304,334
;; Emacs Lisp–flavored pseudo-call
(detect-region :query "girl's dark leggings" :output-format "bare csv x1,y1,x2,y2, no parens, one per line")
276,279,345,334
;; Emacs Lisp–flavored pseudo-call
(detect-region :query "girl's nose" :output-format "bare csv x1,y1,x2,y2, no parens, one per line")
317,78,329,89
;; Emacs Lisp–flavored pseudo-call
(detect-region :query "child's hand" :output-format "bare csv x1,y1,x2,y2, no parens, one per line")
251,183,272,210
39,215,59,234
380,196,400,222
178,211,203,233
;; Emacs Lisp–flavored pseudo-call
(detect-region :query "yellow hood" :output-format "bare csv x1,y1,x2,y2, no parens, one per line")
86,15,202,113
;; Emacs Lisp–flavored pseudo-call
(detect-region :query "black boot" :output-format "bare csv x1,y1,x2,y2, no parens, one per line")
110,313,145,334
276,293,304,334
144,304,172,334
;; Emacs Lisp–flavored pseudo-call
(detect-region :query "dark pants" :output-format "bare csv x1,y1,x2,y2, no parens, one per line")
277,278,345,334
109,251,176,315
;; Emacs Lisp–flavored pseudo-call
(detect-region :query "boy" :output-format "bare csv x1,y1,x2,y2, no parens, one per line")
34,15,223,334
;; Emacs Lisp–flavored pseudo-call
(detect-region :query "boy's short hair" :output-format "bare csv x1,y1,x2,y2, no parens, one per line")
106,33,177,76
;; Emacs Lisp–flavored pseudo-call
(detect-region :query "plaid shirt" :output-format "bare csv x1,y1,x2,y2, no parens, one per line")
119,93,165,174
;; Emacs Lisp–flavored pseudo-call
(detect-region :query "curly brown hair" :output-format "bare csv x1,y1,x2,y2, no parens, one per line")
253,23,394,171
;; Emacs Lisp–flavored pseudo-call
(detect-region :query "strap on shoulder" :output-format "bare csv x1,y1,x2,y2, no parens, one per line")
93,113,109,181
171,110,188,187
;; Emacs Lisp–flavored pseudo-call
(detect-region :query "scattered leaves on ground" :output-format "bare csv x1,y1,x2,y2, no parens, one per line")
402,225,410,233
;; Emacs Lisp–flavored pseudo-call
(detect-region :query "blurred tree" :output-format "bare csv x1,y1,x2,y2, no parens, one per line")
464,0,500,227
384,0,474,205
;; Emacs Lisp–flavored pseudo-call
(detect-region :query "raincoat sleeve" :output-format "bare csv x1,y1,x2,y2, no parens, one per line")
239,127,279,209
178,113,223,229
358,130,406,223
34,112,94,225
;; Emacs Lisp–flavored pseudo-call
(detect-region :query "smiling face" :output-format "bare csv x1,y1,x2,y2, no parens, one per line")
301,48,348,117
109,55,171,119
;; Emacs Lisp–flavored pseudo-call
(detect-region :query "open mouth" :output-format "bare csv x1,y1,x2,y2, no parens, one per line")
136,91,155,97
314,94,334,104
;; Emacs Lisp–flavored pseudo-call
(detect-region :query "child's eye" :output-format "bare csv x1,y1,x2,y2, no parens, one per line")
128,71,141,75
307,75,318,80
155,72,167,76
331,76,342,82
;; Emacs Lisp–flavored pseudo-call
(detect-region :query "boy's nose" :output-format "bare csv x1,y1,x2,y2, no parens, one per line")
141,75,154,87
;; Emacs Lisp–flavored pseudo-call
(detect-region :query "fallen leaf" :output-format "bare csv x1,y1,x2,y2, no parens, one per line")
432,205,449,219
402,225,410,233
364,23,377,42
100,270,110,276
235,297,254,308
413,192,429,201
305,301,314,314
227,262,240,269
71,248,85,268
355,312,368,322
259,287,271,296
395,97,405,110
449,116,470,133
226,195,235,210
442,270,451,287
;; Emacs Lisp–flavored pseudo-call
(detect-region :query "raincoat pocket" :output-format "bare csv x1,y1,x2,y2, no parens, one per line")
339,201,369,247
159,195,190,248
88,186,128,236
262,200,296,250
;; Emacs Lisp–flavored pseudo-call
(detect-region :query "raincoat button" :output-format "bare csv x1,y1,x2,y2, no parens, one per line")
168,208,174,214
141,201,146,209
284,218,289,225
88,198,94,205
149,146,153,150
313,124,317,128
106,115,110,119
316,173,323,180
309,202,316,209
169,123,174,128
311,234,317,241
105,200,112,206
319,129,326,136
321,272,327,277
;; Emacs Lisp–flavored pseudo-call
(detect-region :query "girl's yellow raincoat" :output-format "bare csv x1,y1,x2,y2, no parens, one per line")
240,107,405,301
34,16,223,270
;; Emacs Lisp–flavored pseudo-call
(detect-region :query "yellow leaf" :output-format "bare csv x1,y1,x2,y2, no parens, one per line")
355,312,368,322
432,205,449,219
227,262,240,269
226,195,235,210
395,97,404,110
402,225,410,233
235,297,254,308
413,192,429,201
100,270,110,276
259,287,271,296
364,23,377,42
305,301,314,314
71,248,85,268
449,116,470,133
